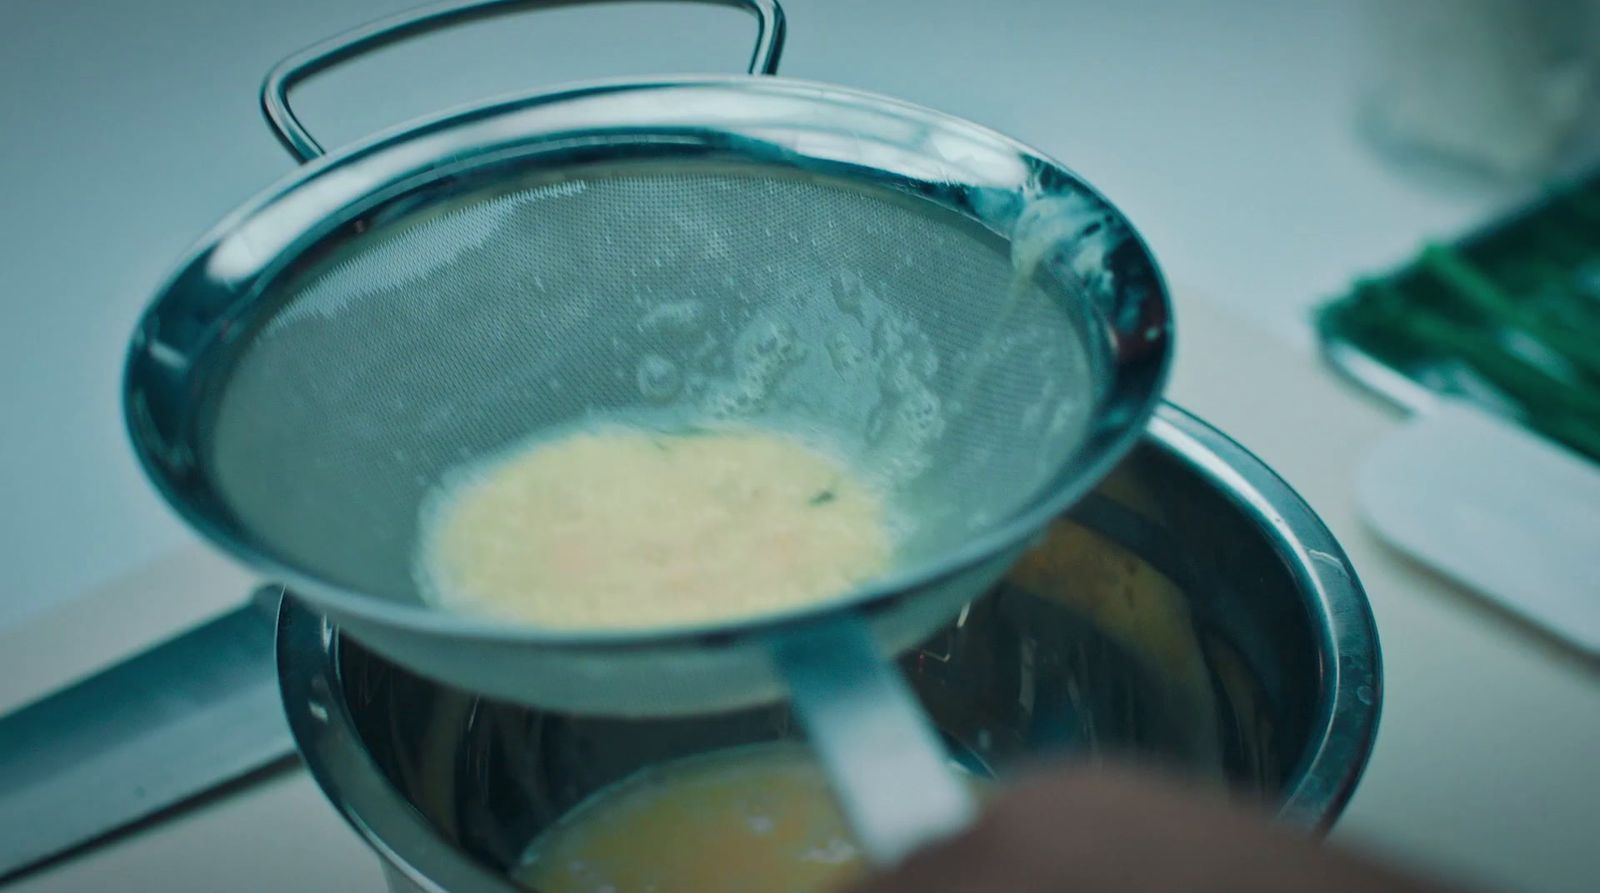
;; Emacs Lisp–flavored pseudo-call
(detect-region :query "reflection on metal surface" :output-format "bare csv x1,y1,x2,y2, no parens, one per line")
0,593,292,882
277,404,1382,893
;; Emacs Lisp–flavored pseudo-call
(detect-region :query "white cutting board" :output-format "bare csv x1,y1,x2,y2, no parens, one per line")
1358,400,1600,656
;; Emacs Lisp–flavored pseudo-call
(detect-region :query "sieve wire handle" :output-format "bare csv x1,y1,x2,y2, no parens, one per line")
770,615,978,867
262,0,787,162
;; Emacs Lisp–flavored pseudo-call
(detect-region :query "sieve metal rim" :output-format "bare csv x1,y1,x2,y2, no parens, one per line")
124,75,1173,647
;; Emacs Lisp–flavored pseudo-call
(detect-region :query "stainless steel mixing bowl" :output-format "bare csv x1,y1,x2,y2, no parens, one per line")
277,404,1382,893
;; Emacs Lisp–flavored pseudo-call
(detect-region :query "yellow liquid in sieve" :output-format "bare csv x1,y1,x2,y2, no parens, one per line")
516,744,866,893
418,425,894,629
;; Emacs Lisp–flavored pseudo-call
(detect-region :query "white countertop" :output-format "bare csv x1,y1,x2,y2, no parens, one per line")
4,2,1595,892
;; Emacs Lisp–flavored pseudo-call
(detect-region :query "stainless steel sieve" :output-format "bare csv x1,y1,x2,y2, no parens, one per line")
124,0,1172,862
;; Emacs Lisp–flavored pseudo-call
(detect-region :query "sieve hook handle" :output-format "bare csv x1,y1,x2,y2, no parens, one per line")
771,615,978,866
261,0,787,163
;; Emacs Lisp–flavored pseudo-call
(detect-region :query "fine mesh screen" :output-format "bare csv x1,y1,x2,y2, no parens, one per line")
207,169,1098,606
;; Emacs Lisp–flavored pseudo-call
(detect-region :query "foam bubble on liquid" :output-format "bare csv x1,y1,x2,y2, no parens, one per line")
637,299,706,334
697,315,808,422
825,331,865,374
802,838,860,866
830,270,866,315
635,354,683,403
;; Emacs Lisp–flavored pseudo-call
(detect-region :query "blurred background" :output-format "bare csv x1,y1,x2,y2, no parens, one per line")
2,2,1599,891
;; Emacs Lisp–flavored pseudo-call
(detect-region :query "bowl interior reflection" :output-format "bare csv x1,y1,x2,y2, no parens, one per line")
324,424,1349,878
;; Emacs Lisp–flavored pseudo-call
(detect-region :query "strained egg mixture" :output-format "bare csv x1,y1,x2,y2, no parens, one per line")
416,423,896,629
516,743,865,893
